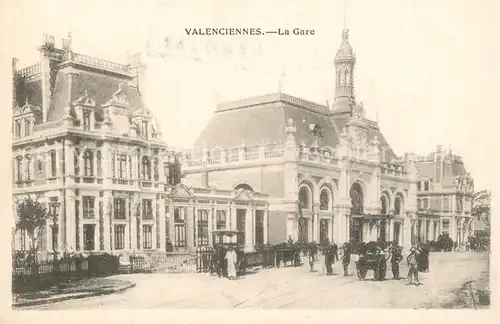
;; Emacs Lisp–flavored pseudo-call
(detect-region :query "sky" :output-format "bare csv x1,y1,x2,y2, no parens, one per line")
2,0,498,191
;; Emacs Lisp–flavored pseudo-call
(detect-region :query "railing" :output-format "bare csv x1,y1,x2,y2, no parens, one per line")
72,53,130,74
17,63,41,78
142,181,152,188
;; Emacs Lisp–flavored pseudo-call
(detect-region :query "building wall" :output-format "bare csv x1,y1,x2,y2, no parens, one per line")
184,165,285,197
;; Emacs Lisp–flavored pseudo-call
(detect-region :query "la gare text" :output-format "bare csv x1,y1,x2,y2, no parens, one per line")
184,28,315,36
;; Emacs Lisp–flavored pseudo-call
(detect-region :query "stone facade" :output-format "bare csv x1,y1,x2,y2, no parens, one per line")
181,29,421,250
414,146,476,244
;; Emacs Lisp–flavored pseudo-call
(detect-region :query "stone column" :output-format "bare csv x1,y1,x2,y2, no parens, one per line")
264,209,269,244
245,206,253,249
65,189,76,251
186,204,195,250
158,197,166,251
451,216,458,243
230,204,236,230
130,195,138,251
103,191,112,251
152,201,158,250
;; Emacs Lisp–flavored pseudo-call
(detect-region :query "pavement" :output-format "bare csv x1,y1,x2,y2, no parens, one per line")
17,251,489,309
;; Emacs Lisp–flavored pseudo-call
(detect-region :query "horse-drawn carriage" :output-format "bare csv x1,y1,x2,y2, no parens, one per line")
272,242,302,267
354,243,387,281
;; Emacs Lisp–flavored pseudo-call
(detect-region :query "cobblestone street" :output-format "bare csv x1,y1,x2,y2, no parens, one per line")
20,251,489,309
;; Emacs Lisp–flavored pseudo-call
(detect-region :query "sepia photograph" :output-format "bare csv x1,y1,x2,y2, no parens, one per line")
1,0,497,321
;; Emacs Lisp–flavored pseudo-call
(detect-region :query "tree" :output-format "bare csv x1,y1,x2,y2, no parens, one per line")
471,190,491,234
15,196,49,260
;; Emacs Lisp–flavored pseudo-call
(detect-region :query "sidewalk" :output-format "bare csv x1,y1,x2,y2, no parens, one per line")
12,277,136,308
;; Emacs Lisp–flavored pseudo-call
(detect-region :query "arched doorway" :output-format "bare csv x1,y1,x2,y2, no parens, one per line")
297,185,312,242
349,183,364,243
379,194,390,244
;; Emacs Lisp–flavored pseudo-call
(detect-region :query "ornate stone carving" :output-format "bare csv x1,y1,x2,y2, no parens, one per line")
73,90,96,107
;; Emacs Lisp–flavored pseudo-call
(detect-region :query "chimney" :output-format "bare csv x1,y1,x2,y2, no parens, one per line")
128,52,147,99
12,57,18,108
39,33,60,123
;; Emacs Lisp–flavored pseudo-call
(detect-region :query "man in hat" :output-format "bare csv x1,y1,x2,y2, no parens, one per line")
389,243,403,280
406,247,420,285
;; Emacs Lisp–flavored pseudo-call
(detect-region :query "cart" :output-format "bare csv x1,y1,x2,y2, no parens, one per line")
211,229,246,276
273,242,301,268
355,246,388,281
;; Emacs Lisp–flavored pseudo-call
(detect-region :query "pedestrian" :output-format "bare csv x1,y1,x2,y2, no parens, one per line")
218,244,227,277
225,245,238,280
308,242,318,272
406,247,420,285
341,243,351,276
389,245,403,280
324,243,335,275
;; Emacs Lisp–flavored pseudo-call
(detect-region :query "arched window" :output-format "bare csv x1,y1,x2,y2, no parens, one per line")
235,183,254,192
15,156,23,182
394,195,403,216
320,189,330,211
380,194,389,215
298,186,311,209
96,151,102,177
25,155,33,181
350,183,363,215
83,150,94,176
142,156,151,180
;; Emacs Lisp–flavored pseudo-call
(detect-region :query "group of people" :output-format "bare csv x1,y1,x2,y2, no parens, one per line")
211,244,239,280
306,239,430,286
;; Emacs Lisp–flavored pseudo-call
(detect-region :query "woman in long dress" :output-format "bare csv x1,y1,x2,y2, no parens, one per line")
225,246,238,280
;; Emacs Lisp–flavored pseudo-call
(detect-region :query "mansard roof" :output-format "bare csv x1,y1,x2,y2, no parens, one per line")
193,92,398,161
47,70,143,122
414,151,469,188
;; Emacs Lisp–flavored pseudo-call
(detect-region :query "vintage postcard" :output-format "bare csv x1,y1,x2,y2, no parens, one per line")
1,0,497,323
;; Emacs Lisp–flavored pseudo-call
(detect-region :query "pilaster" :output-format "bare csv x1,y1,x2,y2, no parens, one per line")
158,197,166,250
65,189,76,251
103,191,112,251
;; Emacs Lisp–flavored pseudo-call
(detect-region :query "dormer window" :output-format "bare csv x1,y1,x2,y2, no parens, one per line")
142,120,149,139
83,110,91,130
24,118,31,136
309,123,322,137
14,120,21,138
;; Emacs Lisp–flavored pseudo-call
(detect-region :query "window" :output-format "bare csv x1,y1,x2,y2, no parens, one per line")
423,198,429,209
143,225,152,249
50,150,57,177
37,159,43,172
114,198,126,219
128,156,132,179
83,110,91,130
20,229,27,251
142,120,148,139
255,210,264,246
236,209,246,246
216,210,226,229
442,219,450,234
417,181,421,191
14,120,21,138
319,219,329,245
83,150,94,176
25,156,33,181
164,163,170,183
196,210,209,246
320,189,330,211
424,181,429,191
142,156,151,180
298,186,310,209
16,157,23,182
51,225,59,251
83,196,95,219
142,199,153,219
114,225,125,250
174,207,186,247
83,224,95,251
24,118,31,136
118,154,127,178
